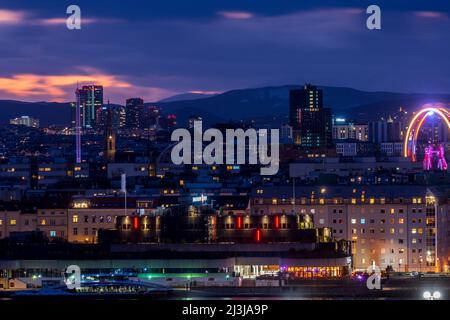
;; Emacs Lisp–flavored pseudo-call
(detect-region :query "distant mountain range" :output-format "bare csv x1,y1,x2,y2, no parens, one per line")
0,100,72,126
157,92,217,103
154,85,450,127
1,85,450,126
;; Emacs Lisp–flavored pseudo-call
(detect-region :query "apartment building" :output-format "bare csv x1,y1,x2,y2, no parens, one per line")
250,186,447,272
36,208,68,240
0,203,37,239
67,196,159,243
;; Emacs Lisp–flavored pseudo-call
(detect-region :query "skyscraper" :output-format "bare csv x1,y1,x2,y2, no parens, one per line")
76,85,103,128
289,84,332,148
368,116,403,143
125,98,144,129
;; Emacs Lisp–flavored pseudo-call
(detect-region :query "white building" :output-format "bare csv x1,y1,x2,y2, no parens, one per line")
9,116,39,128
332,123,368,141
250,185,447,272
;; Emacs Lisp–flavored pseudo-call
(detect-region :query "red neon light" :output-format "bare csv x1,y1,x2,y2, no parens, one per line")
256,228,261,242
133,216,139,230
275,216,280,229
236,216,242,229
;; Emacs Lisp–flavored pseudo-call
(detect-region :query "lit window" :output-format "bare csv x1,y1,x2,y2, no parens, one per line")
50,231,56,237
351,198,356,204
360,219,366,224
411,228,417,234
0,219,2,225
10,219,17,226
73,215,78,223
351,219,356,224
398,218,404,224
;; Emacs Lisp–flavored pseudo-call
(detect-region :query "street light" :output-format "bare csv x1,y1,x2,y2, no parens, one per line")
423,291,431,299
423,290,441,300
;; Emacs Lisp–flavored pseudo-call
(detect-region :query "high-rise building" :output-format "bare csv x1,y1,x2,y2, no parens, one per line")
125,98,144,129
147,106,161,128
76,85,103,128
9,116,39,128
289,84,332,148
332,120,369,141
419,119,449,144
96,105,109,129
369,116,403,143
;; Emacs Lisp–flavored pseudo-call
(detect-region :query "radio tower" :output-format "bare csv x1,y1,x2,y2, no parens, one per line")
75,84,82,164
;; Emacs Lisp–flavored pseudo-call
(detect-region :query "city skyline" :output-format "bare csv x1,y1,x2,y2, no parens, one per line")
1,1,450,303
0,1,450,103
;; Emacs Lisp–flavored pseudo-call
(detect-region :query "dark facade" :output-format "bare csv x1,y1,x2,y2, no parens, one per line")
215,214,327,243
107,206,332,245
369,118,403,143
289,84,332,149
125,98,145,129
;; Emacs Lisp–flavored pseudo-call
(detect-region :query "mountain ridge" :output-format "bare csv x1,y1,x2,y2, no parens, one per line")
1,85,449,126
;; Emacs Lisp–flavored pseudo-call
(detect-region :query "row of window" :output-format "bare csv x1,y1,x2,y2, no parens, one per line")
222,223,291,230
360,248,405,254
350,218,406,224
39,211,65,215
351,228,424,235
72,215,113,223
253,208,424,215
72,228,97,236
256,198,424,205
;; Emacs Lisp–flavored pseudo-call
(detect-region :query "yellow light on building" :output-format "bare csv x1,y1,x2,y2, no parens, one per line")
73,201,89,209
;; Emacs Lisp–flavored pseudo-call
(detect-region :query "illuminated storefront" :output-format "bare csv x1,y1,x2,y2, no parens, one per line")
284,266,342,278
233,256,351,279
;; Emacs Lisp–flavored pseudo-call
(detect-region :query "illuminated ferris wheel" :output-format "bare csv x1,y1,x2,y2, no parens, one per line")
403,103,450,170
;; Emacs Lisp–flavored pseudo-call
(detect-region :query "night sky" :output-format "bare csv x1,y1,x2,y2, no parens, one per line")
0,0,450,103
